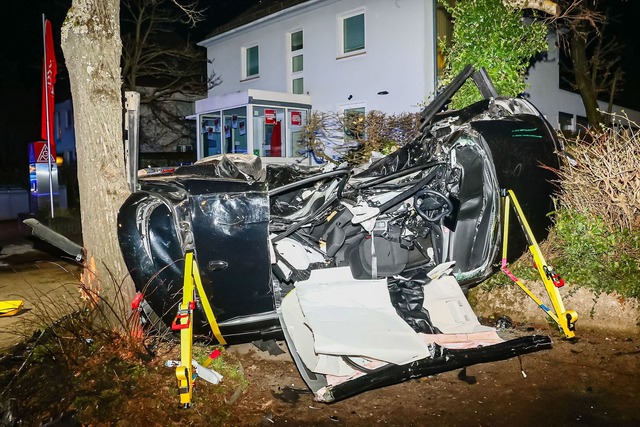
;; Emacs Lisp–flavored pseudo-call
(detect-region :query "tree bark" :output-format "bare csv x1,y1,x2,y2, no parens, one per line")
502,0,560,16
61,0,136,322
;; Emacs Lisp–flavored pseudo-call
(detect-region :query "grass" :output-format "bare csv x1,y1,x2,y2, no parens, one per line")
1,294,248,425
549,208,640,298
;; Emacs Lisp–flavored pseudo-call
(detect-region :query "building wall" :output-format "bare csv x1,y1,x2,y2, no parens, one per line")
526,33,640,129
54,99,76,164
200,0,436,115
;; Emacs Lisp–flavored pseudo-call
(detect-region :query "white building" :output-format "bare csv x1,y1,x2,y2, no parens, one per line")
525,32,640,133
196,0,639,161
197,0,439,161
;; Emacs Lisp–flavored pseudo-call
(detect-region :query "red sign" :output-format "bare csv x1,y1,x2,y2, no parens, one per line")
33,141,53,163
265,109,276,125
41,19,57,157
291,111,302,126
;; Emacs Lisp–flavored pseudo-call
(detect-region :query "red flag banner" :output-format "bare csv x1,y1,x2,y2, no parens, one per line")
41,19,57,156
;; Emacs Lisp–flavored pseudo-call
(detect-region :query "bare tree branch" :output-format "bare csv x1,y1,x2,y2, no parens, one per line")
121,0,222,151
542,1,624,128
170,0,207,27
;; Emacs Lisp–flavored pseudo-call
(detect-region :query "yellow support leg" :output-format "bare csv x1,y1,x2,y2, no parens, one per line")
171,251,227,408
173,251,196,408
501,190,578,338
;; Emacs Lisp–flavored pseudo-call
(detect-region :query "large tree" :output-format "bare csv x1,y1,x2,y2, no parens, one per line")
61,0,134,318
551,0,624,128
62,0,207,323
443,0,624,128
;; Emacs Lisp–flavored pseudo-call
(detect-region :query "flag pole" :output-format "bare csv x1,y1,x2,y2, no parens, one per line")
42,14,55,218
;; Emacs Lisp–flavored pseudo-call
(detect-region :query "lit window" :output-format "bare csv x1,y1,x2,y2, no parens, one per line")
342,13,365,54
244,45,259,78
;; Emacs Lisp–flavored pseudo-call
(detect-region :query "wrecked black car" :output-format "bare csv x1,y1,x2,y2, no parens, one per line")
117,66,561,402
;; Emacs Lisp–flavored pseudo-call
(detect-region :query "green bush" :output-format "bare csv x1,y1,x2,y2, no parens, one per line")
551,208,640,298
551,115,640,298
440,0,548,108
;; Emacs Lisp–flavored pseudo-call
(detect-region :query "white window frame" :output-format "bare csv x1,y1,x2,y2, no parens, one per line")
242,43,260,80
339,103,366,142
337,8,366,59
289,29,304,94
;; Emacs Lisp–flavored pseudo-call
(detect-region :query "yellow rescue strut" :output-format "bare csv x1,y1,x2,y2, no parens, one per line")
501,189,578,338
172,251,227,408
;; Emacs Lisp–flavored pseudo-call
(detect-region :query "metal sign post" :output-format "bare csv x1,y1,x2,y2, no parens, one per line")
124,91,140,193
42,14,55,218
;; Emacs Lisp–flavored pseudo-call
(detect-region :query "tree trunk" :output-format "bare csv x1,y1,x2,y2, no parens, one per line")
61,0,136,323
502,0,560,16
569,31,603,130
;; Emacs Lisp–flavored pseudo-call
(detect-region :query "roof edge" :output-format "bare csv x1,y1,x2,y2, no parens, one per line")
198,0,338,47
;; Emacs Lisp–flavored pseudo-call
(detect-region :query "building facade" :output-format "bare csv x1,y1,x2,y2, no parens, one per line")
195,0,640,160
54,99,76,165
525,32,640,134
197,0,439,161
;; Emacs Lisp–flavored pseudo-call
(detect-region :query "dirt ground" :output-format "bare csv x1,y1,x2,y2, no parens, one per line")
223,327,640,427
0,220,83,350
1,219,639,426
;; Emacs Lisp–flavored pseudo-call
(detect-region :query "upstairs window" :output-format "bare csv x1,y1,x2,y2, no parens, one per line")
292,78,304,94
292,55,304,73
243,45,259,79
290,30,304,94
291,30,303,52
342,12,365,54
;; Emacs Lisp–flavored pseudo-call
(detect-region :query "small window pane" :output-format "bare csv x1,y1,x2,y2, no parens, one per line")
558,112,573,131
246,46,259,77
343,13,365,53
344,107,365,139
291,30,303,51
293,78,304,94
292,55,303,73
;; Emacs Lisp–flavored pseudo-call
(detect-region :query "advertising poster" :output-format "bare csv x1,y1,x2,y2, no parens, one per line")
291,111,302,126
265,109,276,125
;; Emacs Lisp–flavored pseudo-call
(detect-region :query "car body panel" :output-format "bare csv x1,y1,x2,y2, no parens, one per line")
117,66,561,401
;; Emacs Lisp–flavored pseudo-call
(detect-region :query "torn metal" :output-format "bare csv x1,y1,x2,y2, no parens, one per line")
117,66,561,402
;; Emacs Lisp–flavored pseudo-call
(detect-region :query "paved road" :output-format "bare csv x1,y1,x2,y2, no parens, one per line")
0,220,83,350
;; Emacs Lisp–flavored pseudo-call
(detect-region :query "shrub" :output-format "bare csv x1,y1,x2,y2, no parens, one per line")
550,115,640,298
550,208,640,298
299,110,420,166
556,118,640,232
439,0,548,108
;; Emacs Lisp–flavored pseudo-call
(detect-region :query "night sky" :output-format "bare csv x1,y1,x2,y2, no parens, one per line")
0,0,638,186
0,0,260,186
